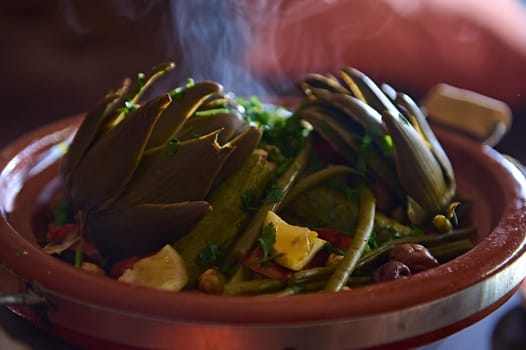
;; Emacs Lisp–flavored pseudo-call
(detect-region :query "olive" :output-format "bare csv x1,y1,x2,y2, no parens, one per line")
373,260,411,283
390,243,439,273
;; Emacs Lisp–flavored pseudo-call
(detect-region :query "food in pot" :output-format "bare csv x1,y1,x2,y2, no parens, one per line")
42,62,475,295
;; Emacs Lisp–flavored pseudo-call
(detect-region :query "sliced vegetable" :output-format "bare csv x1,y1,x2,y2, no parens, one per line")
264,211,326,271
118,244,188,291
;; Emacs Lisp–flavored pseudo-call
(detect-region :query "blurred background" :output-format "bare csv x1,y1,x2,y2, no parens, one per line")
1,0,526,161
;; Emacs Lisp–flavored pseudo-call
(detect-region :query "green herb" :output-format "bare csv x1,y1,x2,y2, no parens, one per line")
51,198,75,226
237,96,310,158
241,188,258,212
366,231,378,252
410,225,424,236
185,77,195,88
117,100,141,115
195,242,224,270
195,108,232,117
258,222,276,260
170,87,184,99
263,185,285,204
167,138,180,156
325,242,345,256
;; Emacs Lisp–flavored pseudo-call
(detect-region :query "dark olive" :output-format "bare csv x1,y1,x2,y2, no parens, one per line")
373,260,411,283
389,243,439,273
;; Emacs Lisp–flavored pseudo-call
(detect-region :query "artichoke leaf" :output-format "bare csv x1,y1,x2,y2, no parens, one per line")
99,62,176,133
68,94,172,211
382,110,454,219
87,201,212,260
146,81,223,149
115,130,234,206
309,89,389,154
302,73,349,95
212,125,263,188
176,111,246,144
395,92,456,186
300,105,400,194
340,67,400,117
61,93,120,190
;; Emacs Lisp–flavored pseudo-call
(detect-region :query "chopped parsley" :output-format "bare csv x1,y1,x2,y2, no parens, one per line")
258,222,276,261
195,242,224,270
170,77,196,100
51,198,75,226
263,185,285,204
237,96,310,163
117,100,141,115
325,242,345,256
366,231,378,252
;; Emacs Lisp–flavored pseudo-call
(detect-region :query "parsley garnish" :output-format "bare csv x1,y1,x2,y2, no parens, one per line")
51,198,75,226
325,242,345,256
169,78,196,101
410,225,424,236
258,222,276,260
263,185,285,204
117,100,140,115
195,242,224,270
367,231,378,251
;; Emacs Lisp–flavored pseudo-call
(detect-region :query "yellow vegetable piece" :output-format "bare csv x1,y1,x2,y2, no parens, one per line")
118,244,188,291
264,211,327,271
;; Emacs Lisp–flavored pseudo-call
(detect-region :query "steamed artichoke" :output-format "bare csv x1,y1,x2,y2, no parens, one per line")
60,63,262,260
298,67,456,224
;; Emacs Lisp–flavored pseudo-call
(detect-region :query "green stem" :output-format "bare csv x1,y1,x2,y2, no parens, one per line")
325,186,376,292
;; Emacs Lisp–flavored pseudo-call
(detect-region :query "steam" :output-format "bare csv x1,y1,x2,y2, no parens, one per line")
162,0,287,97
57,0,405,99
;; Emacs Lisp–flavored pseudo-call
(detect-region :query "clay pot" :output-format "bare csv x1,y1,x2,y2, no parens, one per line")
1,116,525,350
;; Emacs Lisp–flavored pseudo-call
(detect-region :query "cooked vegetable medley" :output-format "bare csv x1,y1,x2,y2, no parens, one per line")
43,62,475,295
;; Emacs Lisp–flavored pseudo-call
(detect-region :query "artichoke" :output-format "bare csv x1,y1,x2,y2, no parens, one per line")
298,67,456,224
60,63,262,260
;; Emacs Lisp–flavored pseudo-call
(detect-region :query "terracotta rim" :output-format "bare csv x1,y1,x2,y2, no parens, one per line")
1,116,526,326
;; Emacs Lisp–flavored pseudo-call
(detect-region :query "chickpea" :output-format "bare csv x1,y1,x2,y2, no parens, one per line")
390,243,439,273
198,268,225,294
373,260,411,283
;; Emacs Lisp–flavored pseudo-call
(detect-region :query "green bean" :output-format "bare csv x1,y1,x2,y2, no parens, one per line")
325,186,376,292
356,227,476,270
428,239,474,263
264,281,327,297
226,140,312,265
223,279,286,296
289,266,334,285
290,227,476,286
